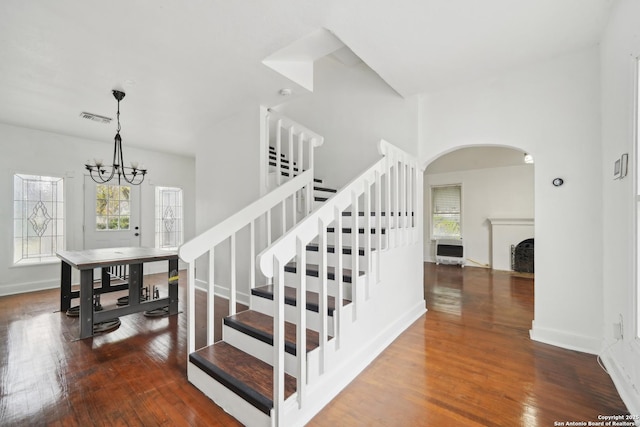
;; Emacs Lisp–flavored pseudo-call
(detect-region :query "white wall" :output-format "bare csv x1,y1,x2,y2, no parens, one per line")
190,106,262,300
0,123,196,296
424,164,534,267
600,0,640,415
421,46,603,353
273,56,420,190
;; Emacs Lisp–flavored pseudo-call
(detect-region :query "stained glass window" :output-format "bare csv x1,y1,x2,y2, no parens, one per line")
155,187,183,249
13,174,64,265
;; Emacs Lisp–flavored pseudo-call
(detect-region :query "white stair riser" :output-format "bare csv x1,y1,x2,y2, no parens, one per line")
223,324,300,376
188,363,272,427
324,232,385,249
250,294,336,336
338,216,389,228
305,249,367,270
314,190,336,200
283,270,354,301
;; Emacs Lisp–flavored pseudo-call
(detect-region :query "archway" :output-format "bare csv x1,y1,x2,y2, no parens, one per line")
422,145,535,272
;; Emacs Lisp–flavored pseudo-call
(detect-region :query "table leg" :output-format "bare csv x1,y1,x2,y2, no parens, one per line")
100,267,111,292
79,269,94,339
60,261,72,311
129,263,143,306
168,258,179,315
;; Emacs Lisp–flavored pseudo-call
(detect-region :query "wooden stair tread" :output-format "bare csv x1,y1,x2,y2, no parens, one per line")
225,310,321,355
251,285,351,315
305,243,369,256
326,226,386,234
268,154,296,165
284,262,364,283
189,342,296,415
268,160,300,172
342,211,414,217
314,186,337,193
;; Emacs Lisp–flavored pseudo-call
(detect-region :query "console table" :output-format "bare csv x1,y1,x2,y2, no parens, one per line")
57,247,179,339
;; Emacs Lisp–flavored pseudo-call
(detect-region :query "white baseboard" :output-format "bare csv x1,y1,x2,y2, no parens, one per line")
0,279,58,297
529,321,601,354
288,300,427,426
0,267,190,298
194,278,250,307
601,348,640,424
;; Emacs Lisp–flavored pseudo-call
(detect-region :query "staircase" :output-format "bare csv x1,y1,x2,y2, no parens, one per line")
179,109,425,426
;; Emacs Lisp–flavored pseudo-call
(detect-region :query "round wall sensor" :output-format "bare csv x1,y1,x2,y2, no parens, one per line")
279,88,292,96
552,178,564,187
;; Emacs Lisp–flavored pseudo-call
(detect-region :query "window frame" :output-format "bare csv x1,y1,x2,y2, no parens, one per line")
95,183,131,231
155,186,184,250
12,172,65,266
430,184,462,240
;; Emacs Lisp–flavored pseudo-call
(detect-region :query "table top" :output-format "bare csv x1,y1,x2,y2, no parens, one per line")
56,247,179,270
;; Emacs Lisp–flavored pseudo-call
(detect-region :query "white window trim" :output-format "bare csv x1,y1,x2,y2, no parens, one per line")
634,55,640,342
155,186,184,250
430,183,462,241
12,172,66,266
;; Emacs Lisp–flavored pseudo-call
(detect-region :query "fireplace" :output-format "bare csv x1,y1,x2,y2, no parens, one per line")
511,238,534,273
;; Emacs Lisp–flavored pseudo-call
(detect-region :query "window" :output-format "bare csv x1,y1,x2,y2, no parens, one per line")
431,185,461,239
95,184,130,230
155,187,183,249
13,174,64,265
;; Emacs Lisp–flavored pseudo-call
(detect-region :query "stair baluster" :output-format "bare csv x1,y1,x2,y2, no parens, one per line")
181,134,424,427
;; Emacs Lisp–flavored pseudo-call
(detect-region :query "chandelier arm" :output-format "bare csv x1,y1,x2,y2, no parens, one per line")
118,136,133,184
88,168,110,184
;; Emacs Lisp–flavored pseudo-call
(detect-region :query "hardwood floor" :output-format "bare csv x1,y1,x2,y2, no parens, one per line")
0,264,628,426
308,264,628,426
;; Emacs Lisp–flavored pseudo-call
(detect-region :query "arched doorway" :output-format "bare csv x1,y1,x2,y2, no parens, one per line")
422,146,535,272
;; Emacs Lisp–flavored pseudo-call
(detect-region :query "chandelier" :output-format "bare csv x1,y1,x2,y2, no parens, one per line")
85,90,147,185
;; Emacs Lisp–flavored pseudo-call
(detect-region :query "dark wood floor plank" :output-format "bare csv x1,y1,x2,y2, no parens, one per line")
0,264,629,426
307,263,629,426
226,309,322,353
0,271,242,427
251,284,350,315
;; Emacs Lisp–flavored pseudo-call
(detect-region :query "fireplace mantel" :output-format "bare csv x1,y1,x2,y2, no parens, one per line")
488,218,534,226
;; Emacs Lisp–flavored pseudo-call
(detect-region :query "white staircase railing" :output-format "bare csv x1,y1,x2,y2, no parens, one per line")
180,169,315,355
261,107,324,194
257,139,421,426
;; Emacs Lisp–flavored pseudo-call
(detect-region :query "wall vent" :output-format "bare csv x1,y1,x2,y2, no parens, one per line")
79,112,112,124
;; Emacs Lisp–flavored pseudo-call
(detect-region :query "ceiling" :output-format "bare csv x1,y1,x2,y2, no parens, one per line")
0,0,613,157
425,147,532,174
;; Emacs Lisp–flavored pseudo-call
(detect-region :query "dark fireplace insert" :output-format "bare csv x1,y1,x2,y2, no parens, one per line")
511,238,534,273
